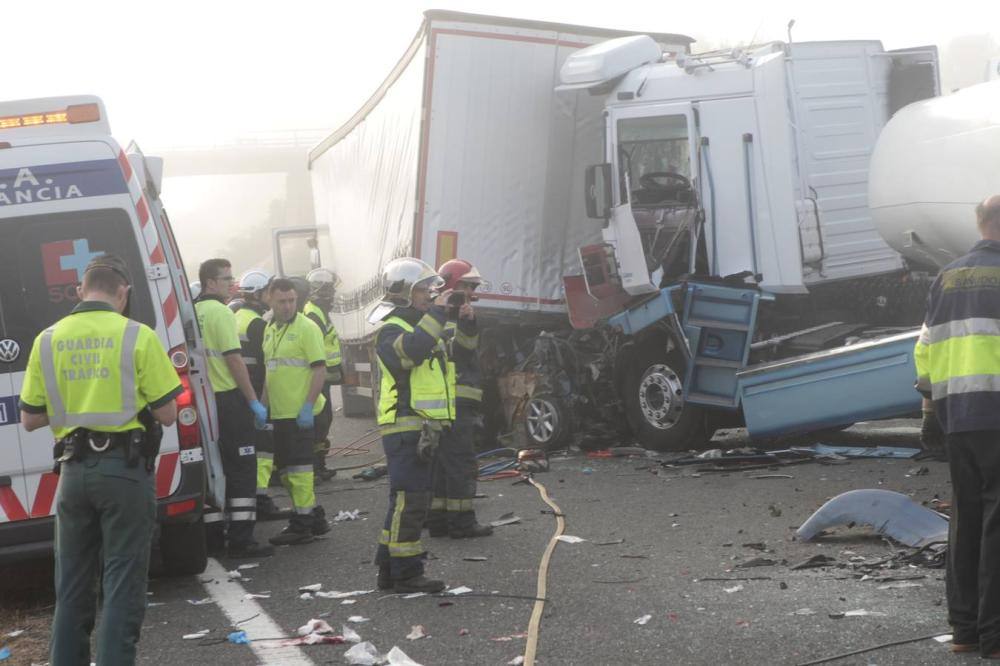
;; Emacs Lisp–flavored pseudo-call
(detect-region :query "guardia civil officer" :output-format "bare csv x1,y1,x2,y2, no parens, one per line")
302,268,345,482
263,278,331,545
232,269,291,521
427,259,493,538
195,258,273,557
19,254,182,666
369,257,456,593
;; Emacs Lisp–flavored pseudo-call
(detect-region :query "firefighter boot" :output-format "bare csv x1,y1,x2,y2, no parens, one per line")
393,574,446,594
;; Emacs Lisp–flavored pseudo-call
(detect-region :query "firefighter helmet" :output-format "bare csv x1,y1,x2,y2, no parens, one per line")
438,258,483,291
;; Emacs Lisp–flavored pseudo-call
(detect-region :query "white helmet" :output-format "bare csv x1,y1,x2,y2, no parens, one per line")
306,267,341,299
189,281,201,300
238,269,271,295
367,257,444,323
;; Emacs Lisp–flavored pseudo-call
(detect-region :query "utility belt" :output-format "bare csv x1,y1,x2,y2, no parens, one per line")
53,425,161,473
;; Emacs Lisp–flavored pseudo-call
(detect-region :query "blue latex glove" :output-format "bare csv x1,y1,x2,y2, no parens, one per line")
296,402,315,430
249,400,268,429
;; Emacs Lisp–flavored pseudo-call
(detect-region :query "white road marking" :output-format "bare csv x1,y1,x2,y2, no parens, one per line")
202,557,313,665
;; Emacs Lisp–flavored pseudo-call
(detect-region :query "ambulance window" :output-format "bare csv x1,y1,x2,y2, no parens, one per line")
0,209,155,373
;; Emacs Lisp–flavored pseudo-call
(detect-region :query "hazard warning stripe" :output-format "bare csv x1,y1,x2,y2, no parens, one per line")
29,472,59,518
0,486,28,522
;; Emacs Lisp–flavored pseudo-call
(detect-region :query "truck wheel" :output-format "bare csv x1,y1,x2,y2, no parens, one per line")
523,394,570,450
625,352,708,451
159,518,207,576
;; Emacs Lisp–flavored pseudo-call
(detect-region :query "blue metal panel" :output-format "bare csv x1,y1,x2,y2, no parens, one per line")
737,330,922,439
607,286,679,336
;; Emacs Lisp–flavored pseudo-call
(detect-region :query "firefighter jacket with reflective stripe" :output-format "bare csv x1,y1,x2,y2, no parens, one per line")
446,318,483,404
19,301,183,440
376,308,456,431
915,239,1000,433
303,300,343,370
234,303,267,394
263,312,326,419
195,295,241,393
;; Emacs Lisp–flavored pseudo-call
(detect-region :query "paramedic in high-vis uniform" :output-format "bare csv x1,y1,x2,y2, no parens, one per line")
19,254,181,666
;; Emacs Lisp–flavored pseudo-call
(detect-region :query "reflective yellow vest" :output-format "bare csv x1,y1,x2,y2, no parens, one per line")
377,315,456,433
303,300,343,368
195,298,239,392
22,307,181,440
263,312,327,420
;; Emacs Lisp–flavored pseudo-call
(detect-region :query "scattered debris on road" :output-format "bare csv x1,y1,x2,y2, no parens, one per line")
406,625,426,640
555,535,585,544
182,630,210,640
796,489,949,547
633,614,652,625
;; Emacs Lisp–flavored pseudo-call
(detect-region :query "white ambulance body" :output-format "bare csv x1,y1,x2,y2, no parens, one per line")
0,96,220,575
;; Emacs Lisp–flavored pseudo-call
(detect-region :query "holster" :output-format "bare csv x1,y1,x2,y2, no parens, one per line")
137,408,163,473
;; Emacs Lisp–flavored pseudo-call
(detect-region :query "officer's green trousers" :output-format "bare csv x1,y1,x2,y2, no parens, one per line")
50,450,155,666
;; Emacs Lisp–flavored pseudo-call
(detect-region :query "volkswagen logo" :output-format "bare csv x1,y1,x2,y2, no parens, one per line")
0,339,20,363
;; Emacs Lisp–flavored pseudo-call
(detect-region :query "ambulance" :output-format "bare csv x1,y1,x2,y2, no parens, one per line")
0,96,222,575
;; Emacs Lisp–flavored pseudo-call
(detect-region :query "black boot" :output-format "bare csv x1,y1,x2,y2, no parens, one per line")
257,494,292,521
394,574,445,594
450,522,494,538
314,454,336,482
310,506,330,536
227,540,275,558
377,566,393,591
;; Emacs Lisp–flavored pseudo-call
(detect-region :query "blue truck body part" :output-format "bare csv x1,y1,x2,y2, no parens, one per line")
737,330,922,439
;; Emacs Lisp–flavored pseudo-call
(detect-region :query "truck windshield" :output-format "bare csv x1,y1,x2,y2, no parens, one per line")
618,114,691,207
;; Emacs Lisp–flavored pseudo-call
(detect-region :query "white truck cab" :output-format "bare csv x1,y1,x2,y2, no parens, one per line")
0,96,220,575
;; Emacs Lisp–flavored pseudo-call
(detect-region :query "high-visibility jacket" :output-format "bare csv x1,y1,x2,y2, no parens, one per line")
914,239,1000,433
195,295,241,393
19,301,182,440
375,309,456,434
234,303,267,394
446,318,483,404
303,300,343,379
263,312,326,420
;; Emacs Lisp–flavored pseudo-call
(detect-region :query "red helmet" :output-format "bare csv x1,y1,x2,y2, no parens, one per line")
438,258,483,291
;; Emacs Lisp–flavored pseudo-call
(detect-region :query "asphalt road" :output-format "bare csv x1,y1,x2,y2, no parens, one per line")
0,410,973,666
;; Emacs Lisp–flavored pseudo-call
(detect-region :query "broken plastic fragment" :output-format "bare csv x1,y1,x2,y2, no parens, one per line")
342,625,362,643
406,625,426,640
343,599,358,605
796,489,948,547
508,657,525,666
402,592,426,599
299,583,322,592
490,515,522,528
228,630,250,644
344,641,381,665
790,554,837,570
348,616,371,623
634,614,652,625
300,593,314,600
0,647,9,661
334,510,362,522
447,586,473,595
227,570,243,580
243,592,272,600
298,619,334,636
182,629,211,640
556,535,585,544
723,585,744,594
237,563,260,570
4,630,25,639
186,598,215,606
934,634,953,643
315,589,373,599
386,646,423,666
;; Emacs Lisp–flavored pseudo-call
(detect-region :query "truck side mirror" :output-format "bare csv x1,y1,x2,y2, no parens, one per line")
585,163,612,220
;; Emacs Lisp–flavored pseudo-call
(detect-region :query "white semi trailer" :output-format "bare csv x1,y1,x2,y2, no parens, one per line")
294,11,958,451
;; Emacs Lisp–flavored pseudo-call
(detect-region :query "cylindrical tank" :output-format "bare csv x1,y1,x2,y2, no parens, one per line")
869,81,1000,269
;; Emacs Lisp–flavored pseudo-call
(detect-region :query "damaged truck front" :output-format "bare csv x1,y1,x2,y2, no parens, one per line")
300,10,939,452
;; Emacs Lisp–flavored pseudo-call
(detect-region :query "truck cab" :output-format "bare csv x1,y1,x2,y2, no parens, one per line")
559,37,938,450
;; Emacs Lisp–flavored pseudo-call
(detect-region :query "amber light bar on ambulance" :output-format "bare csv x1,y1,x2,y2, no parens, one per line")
0,103,101,130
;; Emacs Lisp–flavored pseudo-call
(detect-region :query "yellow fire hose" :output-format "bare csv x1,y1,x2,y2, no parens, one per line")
523,476,565,666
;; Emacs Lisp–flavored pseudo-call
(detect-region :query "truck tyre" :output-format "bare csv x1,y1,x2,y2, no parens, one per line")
625,351,708,451
159,518,207,576
523,394,571,450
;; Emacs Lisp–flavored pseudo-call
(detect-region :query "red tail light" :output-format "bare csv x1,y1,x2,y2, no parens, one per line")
170,344,201,450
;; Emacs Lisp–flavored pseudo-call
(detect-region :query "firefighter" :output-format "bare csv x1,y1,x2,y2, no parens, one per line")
195,258,273,558
368,257,456,593
425,259,493,538
19,255,182,665
303,268,344,482
233,269,291,521
262,278,330,545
